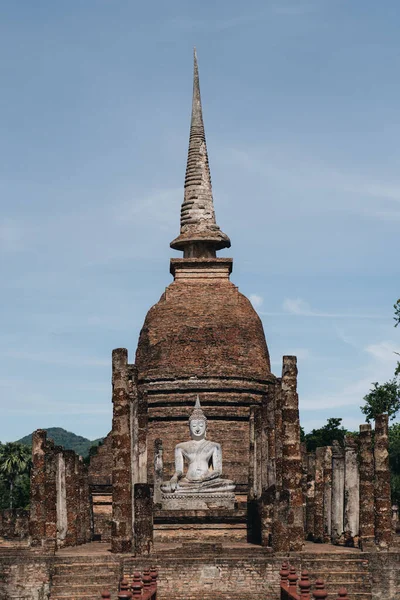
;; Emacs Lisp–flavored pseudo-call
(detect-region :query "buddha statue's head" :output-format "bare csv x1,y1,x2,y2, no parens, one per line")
189,396,207,440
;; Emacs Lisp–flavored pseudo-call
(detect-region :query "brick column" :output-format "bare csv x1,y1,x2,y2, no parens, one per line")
344,435,359,545
153,439,163,505
134,483,153,555
111,348,132,553
323,446,332,543
314,447,324,542
56,451,67,547
358,424,375,549
305,451,316,540
29,430,47,546
272,379,290,551
281,356,304,550
65,450,78,546
43,441,57,551
374,414,392,549
331,440,345,544
260,391,275,547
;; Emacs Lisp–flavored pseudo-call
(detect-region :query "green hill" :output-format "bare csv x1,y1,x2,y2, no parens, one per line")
16,427,103,458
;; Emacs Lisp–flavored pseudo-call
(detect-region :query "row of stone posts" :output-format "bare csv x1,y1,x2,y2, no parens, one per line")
252,352,393,551
303,414,392,549
29,429,92,549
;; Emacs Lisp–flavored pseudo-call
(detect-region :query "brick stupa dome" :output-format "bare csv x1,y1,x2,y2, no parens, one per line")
136,273,271,382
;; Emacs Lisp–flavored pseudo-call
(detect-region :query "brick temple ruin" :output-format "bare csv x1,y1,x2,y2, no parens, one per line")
1,50,400,600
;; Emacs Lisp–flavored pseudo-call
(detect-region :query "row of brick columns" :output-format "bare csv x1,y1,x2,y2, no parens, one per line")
253,357,393,551
302,415,392,549
29,430,91,549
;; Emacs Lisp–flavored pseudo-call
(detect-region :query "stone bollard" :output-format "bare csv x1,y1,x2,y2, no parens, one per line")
337,588,349,600
131,572,143,598
299,570,311,600
101,592,111,600
288,566,298,592
120,579,130,592
313,579,328,600
142,569,152,597
149,566,158,592
280,562,290,586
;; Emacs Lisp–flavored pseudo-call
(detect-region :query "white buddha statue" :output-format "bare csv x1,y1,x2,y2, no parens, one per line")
161,398,235,497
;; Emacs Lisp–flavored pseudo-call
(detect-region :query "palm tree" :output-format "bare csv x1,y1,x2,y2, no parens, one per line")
0,443,31,509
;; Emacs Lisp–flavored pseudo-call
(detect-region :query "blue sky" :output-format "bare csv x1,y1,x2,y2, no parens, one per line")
0,0,399,442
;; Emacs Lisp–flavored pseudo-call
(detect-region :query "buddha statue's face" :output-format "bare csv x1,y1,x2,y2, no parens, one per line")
189,418,207,440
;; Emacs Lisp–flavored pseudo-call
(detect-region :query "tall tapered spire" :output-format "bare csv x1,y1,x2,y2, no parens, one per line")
170,49,231,258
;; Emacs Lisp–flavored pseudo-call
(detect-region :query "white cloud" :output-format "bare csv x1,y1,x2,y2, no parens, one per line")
249,294,264,308
281,297,386,320
365,341,400,363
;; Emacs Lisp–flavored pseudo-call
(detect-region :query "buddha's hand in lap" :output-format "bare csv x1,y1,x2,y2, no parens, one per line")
170,474,179,492
200,471,221,482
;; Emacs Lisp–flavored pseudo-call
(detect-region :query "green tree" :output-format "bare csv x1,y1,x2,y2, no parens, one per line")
304,418,348,452
0,443,31,509
361,379,400,422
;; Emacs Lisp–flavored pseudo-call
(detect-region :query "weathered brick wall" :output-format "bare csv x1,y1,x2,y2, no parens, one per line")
368,551,400,600
124,551,283,600
0,510,29,540
0,552,52,600
88,432,113,486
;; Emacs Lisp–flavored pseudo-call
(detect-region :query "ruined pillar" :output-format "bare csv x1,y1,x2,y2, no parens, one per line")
247,406,260,543
331,440,345,544
358,423,375,549
254,407,263,499
77,456,91,544
323,446,332,543
153,439,163,505
266,391,276,489
280,356,304,551
29,430,47,546
43,441,57,550
374,414,392,549
301,443,308,531
134,483,153,555
260,391,276,547
56,451,67,547
305,451,316,540
65,450,78,546
344,435,359,545
111,348,132,553
272,379,290,551
137,389,148,484
314,447,324,543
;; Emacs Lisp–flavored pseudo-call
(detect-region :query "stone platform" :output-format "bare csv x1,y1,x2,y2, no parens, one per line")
160,492,235,511
2,539,400,599
154,507,247,543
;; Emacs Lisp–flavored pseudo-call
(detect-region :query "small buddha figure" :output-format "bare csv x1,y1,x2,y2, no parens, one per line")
161,397,235,495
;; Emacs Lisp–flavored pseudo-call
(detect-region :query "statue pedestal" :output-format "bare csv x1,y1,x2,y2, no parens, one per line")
161,492,235,511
